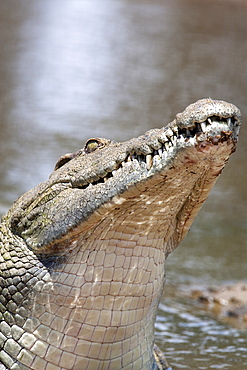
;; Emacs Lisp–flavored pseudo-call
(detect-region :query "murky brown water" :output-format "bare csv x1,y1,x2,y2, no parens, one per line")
0,0,246,368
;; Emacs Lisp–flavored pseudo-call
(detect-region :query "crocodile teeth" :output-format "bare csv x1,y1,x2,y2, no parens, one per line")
168,136,176,145
200,122,207,132
197,123,202,132
227,117,234,131
164,142,170,150
162,151,167,160
188,137,196,145
172,134,177,141
101,114,239,186
146,154,153,170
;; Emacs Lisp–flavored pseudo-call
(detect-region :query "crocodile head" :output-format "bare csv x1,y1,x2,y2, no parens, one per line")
7,98,241,258
1,98,241,370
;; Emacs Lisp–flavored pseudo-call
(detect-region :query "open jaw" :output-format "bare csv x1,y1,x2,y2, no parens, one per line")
1,98,242,370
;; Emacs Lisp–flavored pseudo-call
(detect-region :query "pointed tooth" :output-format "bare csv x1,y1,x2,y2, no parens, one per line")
126,155,131,162
164,142,170,150
172,134,177,141
188,137,196,145
112,170,117,176
197,122,202,132
158,148,163,157
227,117,234,130
207,117,212,125
167,135,174,144
201,122,207,132
146,154,153,170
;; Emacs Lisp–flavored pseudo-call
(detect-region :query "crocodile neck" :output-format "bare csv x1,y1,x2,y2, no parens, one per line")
0,98,241,370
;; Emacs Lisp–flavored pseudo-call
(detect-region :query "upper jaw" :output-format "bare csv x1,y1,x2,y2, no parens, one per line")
65,98,241,188
175,98,242,128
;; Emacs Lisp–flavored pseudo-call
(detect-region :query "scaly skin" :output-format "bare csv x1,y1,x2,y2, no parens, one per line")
0,99,242,370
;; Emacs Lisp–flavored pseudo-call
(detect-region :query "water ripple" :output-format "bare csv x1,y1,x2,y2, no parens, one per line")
155,299,247,369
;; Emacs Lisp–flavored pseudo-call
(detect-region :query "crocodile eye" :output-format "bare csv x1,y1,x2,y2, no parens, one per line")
85,139,103,153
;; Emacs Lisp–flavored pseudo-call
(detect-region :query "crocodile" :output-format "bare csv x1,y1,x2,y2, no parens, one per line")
0,98,241,370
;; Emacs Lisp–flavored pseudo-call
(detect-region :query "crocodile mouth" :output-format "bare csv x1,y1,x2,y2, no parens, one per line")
73,114,240,189
8,98,241,251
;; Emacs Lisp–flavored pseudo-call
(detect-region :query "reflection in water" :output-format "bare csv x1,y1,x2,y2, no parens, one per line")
0,0,246,368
